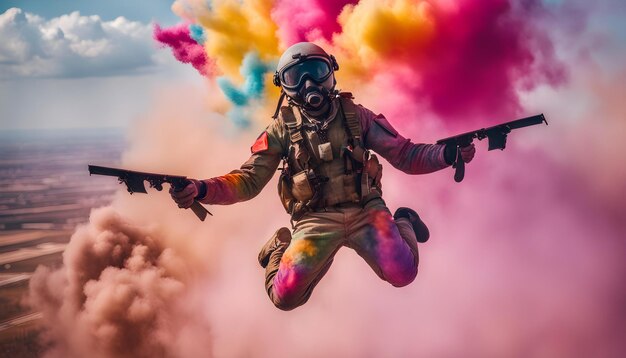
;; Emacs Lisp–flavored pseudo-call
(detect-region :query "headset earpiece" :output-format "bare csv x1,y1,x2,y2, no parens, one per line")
273,72,281,87
330,55,339,71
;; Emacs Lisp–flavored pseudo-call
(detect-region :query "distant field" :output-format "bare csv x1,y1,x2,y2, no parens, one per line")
0,129,124,356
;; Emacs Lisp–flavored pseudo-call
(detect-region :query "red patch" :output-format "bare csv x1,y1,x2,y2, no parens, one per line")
251,131,269,154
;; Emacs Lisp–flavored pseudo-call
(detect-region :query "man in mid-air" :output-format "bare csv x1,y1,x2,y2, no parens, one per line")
171,42,475,311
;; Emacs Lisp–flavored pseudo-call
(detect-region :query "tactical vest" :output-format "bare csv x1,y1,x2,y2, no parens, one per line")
277,93,383,220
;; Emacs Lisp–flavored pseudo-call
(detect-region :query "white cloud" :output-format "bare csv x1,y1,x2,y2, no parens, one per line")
0,8,161,78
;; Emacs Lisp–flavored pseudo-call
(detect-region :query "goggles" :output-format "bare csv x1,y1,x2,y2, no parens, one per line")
280,58,333,89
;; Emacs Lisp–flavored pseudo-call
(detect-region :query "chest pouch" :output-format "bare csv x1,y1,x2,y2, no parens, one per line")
291,170,315,202
362,152,383,196
318,142,333,162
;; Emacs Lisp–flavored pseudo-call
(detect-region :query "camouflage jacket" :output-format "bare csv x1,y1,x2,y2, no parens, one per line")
198,98,448,206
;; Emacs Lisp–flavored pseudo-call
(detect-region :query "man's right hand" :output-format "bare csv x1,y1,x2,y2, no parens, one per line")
169,179,206,209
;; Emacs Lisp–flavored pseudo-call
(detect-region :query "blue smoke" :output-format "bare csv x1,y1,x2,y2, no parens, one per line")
188,24,206,45
217,52,274,128
216,78,248,106
228,107,253,129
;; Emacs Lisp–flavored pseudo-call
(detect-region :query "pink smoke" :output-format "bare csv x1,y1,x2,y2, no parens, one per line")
343,0,568,125
417,0,567,121
271,0,357,46
153,23,213,76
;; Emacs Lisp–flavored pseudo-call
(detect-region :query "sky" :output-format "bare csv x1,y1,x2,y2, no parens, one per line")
0,0,179,24
0,0,194,130
3,1,626,357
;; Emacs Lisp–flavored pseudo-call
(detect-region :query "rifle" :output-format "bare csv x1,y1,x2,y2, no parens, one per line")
88,165,212,221
436,114,548,182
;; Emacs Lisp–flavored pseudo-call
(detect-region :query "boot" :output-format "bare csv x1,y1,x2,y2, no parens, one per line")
258,227,292,268
394,207,430,243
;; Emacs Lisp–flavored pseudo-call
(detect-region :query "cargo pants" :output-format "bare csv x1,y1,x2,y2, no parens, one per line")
264,198,419,311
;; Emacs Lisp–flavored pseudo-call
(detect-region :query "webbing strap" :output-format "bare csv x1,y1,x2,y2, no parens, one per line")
280,105,311,171
280,106,303,143
340,97,362,146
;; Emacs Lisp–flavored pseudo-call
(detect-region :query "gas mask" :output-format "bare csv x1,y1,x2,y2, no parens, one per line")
280,58,334,110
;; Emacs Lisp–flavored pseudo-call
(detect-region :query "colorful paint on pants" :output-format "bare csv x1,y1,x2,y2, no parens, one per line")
267,199,418,310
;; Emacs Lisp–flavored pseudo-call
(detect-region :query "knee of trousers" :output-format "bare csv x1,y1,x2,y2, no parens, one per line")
270,290,308,311
387,259,419,288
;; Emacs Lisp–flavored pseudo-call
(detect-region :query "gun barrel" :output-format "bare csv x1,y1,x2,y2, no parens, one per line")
497,114,547,131
89,164,187,180
435,132,478,146
88,164,125,177
436,114,547,146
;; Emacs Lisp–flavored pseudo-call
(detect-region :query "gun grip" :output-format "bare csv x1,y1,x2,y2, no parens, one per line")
453,147,465,183
173,181,213,221
190,200,212,221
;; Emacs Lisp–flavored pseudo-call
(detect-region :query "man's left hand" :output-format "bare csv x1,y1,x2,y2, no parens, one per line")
460,144,475,163
444,143,476,165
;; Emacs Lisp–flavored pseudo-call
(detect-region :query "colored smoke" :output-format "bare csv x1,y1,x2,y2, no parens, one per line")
270,0,358,46
153,23,213,76
188,23,207,45
333,0,567,123
161,0,567,126
176,0,281,78
217,52,273,127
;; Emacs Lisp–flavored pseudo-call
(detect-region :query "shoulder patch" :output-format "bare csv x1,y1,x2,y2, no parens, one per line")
251,131,269,154
373,115,398,137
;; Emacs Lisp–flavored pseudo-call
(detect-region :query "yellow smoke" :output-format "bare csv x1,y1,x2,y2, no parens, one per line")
171,0,212,22
196,0,281,79
334,0,435,81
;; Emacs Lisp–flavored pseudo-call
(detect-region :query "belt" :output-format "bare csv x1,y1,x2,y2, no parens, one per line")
312,201,362,212
312,196,385,212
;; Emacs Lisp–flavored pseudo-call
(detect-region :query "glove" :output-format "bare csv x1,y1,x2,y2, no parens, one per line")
169,179,207,209
460,144,475,163
444,143,476,165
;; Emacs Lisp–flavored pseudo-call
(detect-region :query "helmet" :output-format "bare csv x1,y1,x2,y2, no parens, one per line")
273,42,339,110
